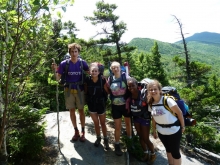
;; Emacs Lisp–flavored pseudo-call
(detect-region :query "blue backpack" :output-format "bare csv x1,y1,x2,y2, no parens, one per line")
161,86,196,126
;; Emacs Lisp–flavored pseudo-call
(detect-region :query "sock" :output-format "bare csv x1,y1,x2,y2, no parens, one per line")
81,127,85,132
74,127,78,131
115,141,119,145
144,150,148,154
150,152,155,155
104,136,108,139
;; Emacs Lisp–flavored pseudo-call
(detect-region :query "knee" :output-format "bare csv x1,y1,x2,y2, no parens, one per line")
100,122,106,128
172,152,181,159
78,110,85,116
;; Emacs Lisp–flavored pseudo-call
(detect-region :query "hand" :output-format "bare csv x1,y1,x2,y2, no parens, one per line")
51,63,57,71
153,130,158,139
181,126,185,133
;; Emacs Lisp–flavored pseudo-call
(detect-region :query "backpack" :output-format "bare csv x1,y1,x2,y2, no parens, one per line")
130,87,151,119
161,86,196,126
97,63,104,76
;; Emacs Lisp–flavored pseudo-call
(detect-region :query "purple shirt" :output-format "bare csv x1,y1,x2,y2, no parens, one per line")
58,59,89,90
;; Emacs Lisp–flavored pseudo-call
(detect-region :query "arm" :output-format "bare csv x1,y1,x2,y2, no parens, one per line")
170,105,185,133
152,117,158,139
51,60,61,81
104,83,110,94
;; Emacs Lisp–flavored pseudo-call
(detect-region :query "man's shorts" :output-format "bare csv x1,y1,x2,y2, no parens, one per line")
111,104,131,119
133,117,151,126
65,90,85,109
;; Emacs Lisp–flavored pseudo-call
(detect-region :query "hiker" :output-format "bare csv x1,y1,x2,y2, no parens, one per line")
127,77,156,164
147,79,185,165
107,61,132,156
52,43,89,142
84,62,110,149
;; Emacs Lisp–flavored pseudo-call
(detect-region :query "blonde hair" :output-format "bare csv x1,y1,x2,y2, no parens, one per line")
68,43,81,53
110,61,120,70
89,62,99,72
147,79,163,105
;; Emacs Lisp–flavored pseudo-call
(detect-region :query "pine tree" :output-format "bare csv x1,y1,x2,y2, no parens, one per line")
147,42,169,85
84,1,135,65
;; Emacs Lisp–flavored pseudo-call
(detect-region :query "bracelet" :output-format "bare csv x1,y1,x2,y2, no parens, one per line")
181,126,185,129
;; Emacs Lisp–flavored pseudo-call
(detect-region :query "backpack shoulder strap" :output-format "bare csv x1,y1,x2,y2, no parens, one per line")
64,59,70,76
163,96,177,117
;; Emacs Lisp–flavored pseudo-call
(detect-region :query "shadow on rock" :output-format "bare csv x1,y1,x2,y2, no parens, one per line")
70,139,106,165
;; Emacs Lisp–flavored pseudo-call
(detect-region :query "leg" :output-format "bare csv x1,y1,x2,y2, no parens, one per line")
124,117,132,137
134,121,149,162
78,109,85,127
112,104,123,156
99,113,110,150
167,152,174,165
69,108,77,127
99,113,107,137
114,118,122,142
90,112,100,136
75,92,86,142
134,122,147,151
141,125,154,153
70,108,80,141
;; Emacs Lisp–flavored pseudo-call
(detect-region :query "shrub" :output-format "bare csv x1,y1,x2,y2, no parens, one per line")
7,106,46,164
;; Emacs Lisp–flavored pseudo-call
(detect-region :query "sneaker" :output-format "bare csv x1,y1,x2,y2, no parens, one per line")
79,132,86,142
94,137,101,147
141,152,149,162
114,144,123,156
147,153,156,165
71,130,80,141
103,138,110,150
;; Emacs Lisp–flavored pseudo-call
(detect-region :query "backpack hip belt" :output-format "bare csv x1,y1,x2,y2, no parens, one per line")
66,82,84,104
156,120,180,128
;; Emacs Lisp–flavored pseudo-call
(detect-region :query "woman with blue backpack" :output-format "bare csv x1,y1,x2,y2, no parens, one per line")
127,77,156,164
84,62,110,150
147,79,185,165
107,61,132,156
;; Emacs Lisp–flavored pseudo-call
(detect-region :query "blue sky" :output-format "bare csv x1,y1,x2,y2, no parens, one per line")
54,0,220,43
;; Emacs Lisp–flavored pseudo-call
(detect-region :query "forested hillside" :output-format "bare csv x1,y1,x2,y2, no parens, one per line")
128,32,220,76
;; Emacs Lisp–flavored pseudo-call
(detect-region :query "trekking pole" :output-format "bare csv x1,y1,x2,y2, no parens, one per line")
52,58,61,152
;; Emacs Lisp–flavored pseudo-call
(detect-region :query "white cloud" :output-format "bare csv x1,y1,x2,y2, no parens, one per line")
54,0,220,43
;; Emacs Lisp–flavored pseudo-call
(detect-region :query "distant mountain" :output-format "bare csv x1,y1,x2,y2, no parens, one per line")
176,32,220,45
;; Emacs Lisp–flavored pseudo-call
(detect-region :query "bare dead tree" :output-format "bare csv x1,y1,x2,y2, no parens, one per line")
172,15,191,86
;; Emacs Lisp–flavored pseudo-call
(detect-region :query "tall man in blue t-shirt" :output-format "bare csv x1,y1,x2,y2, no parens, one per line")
52,43,89,142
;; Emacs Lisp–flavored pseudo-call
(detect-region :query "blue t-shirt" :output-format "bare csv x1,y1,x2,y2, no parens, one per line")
58,59,89,90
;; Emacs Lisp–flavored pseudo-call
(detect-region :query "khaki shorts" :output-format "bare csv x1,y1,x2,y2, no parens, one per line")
64,90,85,109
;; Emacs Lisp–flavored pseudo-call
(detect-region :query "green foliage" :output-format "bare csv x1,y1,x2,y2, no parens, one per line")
184,123,220,153
7,106,46,163
121,135,144,160
84,1,135,64
128,38,220,77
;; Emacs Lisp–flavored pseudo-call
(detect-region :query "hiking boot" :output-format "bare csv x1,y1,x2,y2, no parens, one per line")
79,132,86,142
141,152,149,162
71,130,80,141
103,138,110,150
114,144,123,156
147,153,156,165
94,137,101,147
